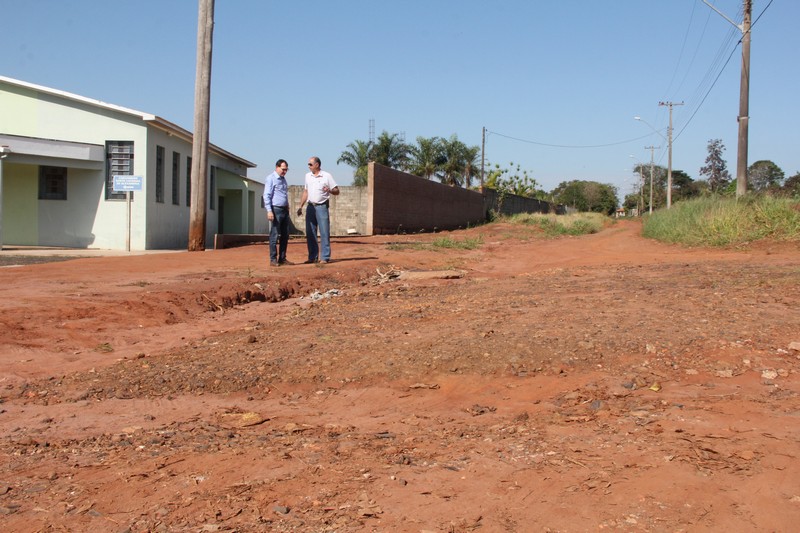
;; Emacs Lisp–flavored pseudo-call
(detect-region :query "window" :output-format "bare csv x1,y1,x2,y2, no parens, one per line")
39,166,67,200
186,156,192,206
209,165,216,210
172,151,180,205
105,141,134,200
155,145,165,203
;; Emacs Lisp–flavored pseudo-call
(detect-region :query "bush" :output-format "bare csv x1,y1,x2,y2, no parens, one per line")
643,195,800,246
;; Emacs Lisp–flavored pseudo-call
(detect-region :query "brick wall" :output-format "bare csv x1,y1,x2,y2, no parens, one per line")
482,188,565,216
366,163,485,234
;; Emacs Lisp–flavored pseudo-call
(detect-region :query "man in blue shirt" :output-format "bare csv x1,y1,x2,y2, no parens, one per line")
263,159,291,266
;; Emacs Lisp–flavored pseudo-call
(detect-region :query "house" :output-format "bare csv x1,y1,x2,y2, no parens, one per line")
0,75,265,250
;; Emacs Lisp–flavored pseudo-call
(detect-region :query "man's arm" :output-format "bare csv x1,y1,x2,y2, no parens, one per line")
297,189,308,216
264,175,275,221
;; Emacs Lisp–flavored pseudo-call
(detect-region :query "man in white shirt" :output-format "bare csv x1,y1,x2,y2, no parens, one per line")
297,156,339,263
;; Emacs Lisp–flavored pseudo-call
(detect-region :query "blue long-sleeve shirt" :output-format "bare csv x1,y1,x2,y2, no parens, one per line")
263,171,289,213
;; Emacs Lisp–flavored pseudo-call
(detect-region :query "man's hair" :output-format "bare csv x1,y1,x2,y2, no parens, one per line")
311,156,321,166
275,159,287,168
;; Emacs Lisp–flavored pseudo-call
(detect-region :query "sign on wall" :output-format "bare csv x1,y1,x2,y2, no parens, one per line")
112,175,143,192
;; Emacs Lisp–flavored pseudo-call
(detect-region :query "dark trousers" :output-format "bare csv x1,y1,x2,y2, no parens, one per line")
269,206,290,263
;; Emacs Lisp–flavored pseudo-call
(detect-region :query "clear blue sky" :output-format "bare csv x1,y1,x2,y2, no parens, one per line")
2,0,796,198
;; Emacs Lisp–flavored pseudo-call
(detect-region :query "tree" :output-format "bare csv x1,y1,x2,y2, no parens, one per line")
552,180,619,215
622,192,640,213
461,145,481,189
699,139,731,193
339,131,478,187
371,131,409,170
748,160,785,192
337,139,373,186
485,162,542,198
783,172,800,197
670,170,699,202
437,134,468,187
407,136,444,179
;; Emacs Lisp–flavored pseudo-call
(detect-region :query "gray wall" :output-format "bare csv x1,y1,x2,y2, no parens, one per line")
286,185,368,236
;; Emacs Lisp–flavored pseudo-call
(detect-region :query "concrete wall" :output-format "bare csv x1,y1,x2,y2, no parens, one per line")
285,185,368,236
367,163,485,234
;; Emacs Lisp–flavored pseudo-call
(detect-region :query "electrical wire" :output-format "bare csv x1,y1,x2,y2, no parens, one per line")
486,130,659,150
673,0,774,142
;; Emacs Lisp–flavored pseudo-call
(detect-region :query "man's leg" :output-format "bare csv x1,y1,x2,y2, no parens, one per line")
268,214,279,264
305,204,319,262
317,204,331,262
275,206,290,263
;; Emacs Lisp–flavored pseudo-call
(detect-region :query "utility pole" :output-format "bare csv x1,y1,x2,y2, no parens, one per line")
645,145,659,214
658,101,683,209
703,0,752,198
480,126,485,189
638,164,644,216
188,0,215,251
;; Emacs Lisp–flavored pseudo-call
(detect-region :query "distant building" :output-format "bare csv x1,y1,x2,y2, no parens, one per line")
0,75,265,250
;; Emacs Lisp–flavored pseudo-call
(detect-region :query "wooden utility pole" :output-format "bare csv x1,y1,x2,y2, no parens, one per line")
188,0,215,251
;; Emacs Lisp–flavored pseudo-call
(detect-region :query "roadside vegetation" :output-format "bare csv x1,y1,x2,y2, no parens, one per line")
506,212,607,237
386,235,483,251
643,195,800,247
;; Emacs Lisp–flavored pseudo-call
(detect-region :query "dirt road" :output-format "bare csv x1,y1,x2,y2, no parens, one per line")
1,220,799,532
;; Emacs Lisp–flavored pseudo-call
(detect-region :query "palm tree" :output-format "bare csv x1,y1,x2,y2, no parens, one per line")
437,134,479,187
408,136,444,179
337,139,373,186
462,145,480,189
371,131,409,170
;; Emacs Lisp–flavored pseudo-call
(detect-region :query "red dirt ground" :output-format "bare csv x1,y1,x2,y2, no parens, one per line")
1,219,799,532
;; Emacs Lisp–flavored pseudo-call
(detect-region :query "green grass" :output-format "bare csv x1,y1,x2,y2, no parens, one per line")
506,212,607,237
387,235,483,251
643,195,800,247
429,235,483,249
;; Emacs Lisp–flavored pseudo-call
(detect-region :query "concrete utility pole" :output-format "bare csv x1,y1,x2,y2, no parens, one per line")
629,155,643,216
703,0,751,198
480,126,485,189
188,0,215,251
645,145,659,214
658,101,683,209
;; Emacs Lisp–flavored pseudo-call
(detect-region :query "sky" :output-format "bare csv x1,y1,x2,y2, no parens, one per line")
1,0,797,199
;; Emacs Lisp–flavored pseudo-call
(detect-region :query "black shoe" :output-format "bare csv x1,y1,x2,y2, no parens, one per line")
279,259,293,265
303,259,318,264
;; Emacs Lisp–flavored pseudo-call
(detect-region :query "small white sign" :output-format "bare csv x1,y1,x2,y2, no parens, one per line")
113,175,143,192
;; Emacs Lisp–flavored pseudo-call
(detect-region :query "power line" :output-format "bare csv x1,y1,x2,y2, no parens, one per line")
674,0,772,145
486,129,657,149
673,43,738,143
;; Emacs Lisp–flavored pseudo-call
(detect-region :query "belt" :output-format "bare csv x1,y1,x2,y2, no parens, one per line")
311,200,329,206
